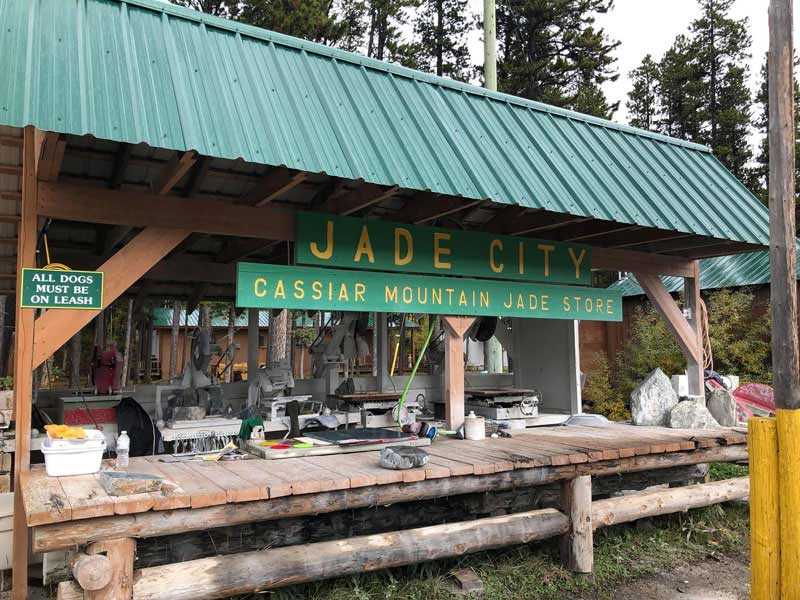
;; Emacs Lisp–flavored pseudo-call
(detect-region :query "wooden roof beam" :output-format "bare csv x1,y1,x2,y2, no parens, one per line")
557,222,639,243
242,167,307,206
591,247,694,277
182,155,213,198
483,206,530,233
109,143,132,189
34,131,66,182
216,238,279,264
153,150,198,195
0,135,22,148
403,193,483,225
37,181,296,241
321,182,400,216
605,230,693,249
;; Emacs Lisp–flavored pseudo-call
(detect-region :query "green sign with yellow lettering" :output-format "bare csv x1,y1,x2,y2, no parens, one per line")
295,212,591,285
237,263,622,322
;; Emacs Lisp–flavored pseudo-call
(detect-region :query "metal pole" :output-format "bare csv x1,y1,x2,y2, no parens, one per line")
483,0,497,91
767,1,799,598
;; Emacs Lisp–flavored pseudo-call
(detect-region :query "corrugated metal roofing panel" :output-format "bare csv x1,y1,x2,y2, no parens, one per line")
611,250,800,296
0,0,770,245
151,308,269,328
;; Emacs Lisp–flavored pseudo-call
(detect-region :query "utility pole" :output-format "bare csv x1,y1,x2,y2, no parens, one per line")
768,0,800,597
483,0,503,374
483,0,497,90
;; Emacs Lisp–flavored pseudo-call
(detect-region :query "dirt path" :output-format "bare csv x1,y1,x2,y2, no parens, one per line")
584,551,750,600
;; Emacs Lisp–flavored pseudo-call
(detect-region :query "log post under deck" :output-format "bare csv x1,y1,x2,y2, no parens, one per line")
441,316,475,430
247,308,260,406
82,537,136,600
560,475,593,573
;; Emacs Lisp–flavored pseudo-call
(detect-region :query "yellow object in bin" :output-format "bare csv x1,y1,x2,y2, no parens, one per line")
44,424,86,440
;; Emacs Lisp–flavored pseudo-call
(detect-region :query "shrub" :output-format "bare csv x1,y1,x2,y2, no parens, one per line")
582,354,629,421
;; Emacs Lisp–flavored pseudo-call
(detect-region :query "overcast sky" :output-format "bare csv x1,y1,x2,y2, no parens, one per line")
466,0,798,126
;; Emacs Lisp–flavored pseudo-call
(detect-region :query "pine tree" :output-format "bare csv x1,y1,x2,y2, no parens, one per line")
495,0,620,117
169,0,239,17
689,0,751,152
364,0,418,61
657,35,704,141
412,0,473,81
753,56,800,206
626,54,659,131
238,0,346,44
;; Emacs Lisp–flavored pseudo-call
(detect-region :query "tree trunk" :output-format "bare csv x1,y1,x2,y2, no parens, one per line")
269,309,288,366
0,295,6,376
169,302,181,379
226,305,236,383
93,310,105,351
121,299,133,386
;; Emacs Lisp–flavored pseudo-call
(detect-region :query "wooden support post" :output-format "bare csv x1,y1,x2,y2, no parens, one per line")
32,227,191,369
560,475,593,573
247,308,260,406
441,316,475,430
82,538,136,600
634,272,702,384
684,260,704,399
750,417,781,600
12,126,39,600
375,312,389,392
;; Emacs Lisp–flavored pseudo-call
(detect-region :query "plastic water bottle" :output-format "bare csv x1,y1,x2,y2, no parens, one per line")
116,431,130,468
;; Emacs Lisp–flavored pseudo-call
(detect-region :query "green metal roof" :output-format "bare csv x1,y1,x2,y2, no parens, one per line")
151,308,270,328
611,250,800,296
0,0,769,246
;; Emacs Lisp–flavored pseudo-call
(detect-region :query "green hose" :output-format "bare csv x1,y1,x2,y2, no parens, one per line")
395,319,435,425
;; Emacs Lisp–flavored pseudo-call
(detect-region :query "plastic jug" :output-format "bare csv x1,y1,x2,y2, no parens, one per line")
116,430,130,468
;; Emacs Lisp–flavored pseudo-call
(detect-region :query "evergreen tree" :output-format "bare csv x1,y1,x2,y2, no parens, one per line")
411,0,473,81
657,35,704,141
238,0,345,44
689,0,751,151
364,0,418,61
626,54,659,131
753,56,800,206
169,0,239,17
495,0,619,118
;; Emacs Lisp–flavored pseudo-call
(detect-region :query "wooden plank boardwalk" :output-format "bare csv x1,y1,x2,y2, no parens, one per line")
20,424,747,527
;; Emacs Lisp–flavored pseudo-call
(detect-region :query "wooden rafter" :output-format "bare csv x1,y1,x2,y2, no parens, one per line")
217,238,278,263
606,230,693,249
154,150,198,195
242,166,307,206
109,143,132,189
0,191,21,201
37,181,296,241
558,222,638,243
483,206,530,234
0,134,22,147
34,131,66,182
32,227,192,369
183,156,213,197
636,236,729,255
0,165,21,176
321,182,400,216
402,193,482,225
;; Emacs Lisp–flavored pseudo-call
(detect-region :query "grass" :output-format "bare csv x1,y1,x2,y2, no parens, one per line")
237,500,750,600
709,461,749,481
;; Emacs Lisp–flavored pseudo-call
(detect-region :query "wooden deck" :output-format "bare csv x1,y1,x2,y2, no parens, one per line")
20,424,748,528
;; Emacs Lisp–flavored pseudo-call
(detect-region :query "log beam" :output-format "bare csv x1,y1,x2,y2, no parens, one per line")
54,477,749,600
442,316,475,430
592,247,694,277
37,181,296,241
83,538,136,600
32,227,191,369
403,193,482,225
32,444,748,553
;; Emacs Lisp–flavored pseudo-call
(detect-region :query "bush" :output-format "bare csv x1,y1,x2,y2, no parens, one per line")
582,354,629,421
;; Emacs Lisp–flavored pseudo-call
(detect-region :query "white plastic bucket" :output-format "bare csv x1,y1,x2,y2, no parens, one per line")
41,429,106,477
464,411,486,441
